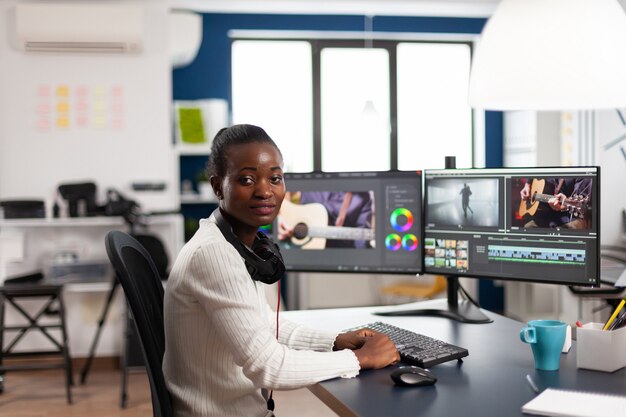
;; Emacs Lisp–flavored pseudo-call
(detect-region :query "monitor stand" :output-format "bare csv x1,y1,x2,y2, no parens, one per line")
374,276,493,324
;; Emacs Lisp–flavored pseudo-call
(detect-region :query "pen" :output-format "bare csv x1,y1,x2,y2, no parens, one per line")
526,374,540,394
608,309,626,331
603,299,626,330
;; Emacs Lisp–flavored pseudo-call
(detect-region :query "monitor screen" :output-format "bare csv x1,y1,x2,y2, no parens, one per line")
423,166,599,286
274,171,423,274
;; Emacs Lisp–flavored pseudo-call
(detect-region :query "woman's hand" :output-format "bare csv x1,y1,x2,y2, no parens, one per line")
335,330,400,370
333,329,375,351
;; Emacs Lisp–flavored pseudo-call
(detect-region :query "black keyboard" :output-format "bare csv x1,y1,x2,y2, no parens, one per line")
351,321,469,368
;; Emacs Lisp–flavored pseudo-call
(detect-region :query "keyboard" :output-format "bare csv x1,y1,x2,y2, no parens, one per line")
350,321,469,368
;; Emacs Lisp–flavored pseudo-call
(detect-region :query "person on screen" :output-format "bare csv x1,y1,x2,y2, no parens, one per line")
459,183,474,219
278,191,373,249
163,124,399,417
519,177,592,229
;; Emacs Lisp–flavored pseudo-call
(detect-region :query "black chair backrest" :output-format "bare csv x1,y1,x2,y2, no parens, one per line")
133,234,169,280
105,231,172,417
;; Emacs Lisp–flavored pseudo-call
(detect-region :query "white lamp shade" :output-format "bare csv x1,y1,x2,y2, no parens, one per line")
469,0,626,110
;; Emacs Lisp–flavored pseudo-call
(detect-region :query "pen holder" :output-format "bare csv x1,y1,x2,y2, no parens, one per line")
576,323,626,372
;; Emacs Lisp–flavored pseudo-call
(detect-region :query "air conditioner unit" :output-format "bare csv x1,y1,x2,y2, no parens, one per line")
16,3,144,54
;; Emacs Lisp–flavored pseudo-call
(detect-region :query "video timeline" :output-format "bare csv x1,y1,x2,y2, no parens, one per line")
487,245,586,265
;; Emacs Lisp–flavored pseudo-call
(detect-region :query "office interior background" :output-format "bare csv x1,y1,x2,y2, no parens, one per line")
0,0,625,402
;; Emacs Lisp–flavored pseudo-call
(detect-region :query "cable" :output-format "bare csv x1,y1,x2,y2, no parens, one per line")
458,281,482,308
267,280,281,413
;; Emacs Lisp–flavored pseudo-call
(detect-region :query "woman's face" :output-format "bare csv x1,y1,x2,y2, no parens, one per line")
213,141,285,244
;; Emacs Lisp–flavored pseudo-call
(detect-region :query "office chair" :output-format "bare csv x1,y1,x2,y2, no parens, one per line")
104,230,173,417
133,234,169,280
82,232,169,408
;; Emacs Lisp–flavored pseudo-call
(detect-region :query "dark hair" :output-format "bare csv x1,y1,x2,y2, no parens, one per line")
206,124,282,178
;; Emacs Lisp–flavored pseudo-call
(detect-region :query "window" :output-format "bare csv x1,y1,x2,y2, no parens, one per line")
320,47,391,171
232,40,313,172
397,43,472,170
231,36,473,173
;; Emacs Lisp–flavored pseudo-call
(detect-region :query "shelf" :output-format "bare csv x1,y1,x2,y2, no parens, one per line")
180,194,218,204
64,281,113,293
0,216,126,227
0,213,183,227
175,143,211,155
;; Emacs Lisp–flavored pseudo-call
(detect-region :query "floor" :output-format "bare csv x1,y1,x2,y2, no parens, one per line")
0,368,338,417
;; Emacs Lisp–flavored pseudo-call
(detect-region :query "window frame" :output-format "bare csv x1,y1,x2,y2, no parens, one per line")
230,32,476,172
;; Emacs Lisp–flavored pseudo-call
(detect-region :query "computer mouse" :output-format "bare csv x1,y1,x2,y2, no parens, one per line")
390,366,437,387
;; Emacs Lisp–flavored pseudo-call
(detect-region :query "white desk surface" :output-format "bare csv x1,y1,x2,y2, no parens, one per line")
281,298,454,335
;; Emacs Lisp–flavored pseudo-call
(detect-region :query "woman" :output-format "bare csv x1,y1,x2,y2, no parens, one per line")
163,124,399,417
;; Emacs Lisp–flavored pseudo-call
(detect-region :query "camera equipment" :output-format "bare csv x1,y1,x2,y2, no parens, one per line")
104,189,145,230
0,200,45,219
57,182,99,217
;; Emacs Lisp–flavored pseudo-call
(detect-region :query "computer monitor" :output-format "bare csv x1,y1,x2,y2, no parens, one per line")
383,166,599,323
274,171,423,274
424,166,599,283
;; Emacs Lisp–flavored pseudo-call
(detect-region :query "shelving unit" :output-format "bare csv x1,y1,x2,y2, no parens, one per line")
180,193,218,204
175,143,212,156
0,214,183,229
0,216,128,228
172,98,229,241
176,149,217,241
0,213,184,357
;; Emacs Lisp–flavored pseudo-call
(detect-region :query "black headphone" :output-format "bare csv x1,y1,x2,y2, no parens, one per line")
212,208,285,285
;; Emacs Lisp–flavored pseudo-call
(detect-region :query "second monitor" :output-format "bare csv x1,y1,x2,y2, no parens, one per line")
275,171,423,274
424,166,599,287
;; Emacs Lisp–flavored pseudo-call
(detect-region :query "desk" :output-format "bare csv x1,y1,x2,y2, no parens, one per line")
282,299,626,417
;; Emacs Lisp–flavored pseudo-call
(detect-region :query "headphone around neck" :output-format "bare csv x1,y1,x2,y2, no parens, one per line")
212,208,285,285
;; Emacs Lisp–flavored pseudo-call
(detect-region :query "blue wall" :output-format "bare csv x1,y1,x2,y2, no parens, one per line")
173,14,486,100
480,110,505,312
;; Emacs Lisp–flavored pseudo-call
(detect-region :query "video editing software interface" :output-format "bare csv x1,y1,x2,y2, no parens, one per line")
423,167,599,286
275,171,423,274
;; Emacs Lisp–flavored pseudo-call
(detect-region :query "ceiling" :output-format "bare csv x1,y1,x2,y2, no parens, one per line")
171,0,501,18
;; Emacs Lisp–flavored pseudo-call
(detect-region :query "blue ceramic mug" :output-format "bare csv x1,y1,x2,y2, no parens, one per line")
520,320,566,371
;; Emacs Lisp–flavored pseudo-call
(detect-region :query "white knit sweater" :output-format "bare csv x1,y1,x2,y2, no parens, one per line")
163,216,360,417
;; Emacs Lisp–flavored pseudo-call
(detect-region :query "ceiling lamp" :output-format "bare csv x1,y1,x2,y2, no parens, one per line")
468,0,626,110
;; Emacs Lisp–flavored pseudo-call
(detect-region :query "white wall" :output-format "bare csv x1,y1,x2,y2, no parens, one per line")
0,0,177,213
595,110,626,246
0,0,180,359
